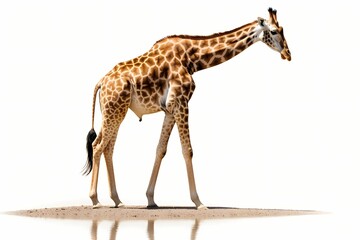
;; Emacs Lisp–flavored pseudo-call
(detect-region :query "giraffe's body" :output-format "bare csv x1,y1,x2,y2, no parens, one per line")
84,8,291,209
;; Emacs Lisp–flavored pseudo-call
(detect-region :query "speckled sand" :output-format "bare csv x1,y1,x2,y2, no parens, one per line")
9,205,318,220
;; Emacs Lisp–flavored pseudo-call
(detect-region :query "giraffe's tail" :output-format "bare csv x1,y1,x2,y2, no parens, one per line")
83,83,101,175
83,129,97,175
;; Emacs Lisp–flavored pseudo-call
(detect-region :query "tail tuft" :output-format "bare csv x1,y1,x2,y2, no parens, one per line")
83,128,97,175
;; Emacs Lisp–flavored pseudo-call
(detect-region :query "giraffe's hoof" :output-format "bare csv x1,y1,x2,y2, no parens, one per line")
147,204,159,209
92,203,102,209
197,204,208,210
113,203,125,208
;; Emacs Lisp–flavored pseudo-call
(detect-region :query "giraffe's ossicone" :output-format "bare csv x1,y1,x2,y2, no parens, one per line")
83,8,291,210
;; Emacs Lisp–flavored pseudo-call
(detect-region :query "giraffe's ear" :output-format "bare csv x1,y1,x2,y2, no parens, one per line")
257,17,266,27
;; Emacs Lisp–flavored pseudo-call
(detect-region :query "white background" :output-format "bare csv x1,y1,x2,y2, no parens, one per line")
1,0,360,239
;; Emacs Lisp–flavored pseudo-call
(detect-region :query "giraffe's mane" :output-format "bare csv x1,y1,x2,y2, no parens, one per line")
154,21,257,44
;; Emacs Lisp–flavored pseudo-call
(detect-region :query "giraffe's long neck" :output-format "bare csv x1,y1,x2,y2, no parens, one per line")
182,20,261,73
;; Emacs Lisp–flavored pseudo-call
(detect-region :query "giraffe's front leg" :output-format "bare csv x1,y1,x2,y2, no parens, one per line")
146,114,175,208
174,106,207,210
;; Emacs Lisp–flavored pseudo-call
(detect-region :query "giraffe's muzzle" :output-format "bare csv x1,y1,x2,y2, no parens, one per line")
281,49,291,61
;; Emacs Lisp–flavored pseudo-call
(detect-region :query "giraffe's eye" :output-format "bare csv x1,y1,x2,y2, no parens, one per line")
270,30,277,35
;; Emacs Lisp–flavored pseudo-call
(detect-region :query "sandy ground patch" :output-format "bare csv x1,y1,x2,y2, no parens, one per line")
8,205,319,220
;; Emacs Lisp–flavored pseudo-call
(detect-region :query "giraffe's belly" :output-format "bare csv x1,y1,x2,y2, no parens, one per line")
129,91,162,120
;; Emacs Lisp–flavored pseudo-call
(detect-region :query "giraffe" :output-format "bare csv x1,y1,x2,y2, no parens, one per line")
83,8,291,210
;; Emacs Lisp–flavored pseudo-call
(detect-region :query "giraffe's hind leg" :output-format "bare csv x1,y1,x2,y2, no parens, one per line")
89,111,128,208
89,129,108,208
89,79,131,208
103,128,124,208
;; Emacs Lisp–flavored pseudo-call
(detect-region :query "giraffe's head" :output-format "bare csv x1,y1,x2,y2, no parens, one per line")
258,8,291,61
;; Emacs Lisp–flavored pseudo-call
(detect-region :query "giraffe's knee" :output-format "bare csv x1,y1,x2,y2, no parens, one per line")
92,131,102,146
156,145,167,159
92,140,100,152
92,141,107,162
183,147,193,159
